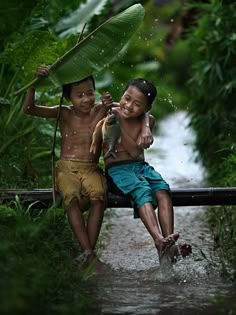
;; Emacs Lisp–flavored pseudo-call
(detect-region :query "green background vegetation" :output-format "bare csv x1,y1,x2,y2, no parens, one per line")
0,0,235,313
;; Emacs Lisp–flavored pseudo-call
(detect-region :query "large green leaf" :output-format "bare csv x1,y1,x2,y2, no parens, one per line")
14,4,145,95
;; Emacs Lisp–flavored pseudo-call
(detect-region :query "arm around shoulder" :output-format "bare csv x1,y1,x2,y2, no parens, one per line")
149,114,155,130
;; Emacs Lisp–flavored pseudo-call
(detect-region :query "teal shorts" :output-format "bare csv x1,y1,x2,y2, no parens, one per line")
107,161,170,218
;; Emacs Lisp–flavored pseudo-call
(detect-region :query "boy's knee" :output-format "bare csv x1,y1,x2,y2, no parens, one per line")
156,190,171,202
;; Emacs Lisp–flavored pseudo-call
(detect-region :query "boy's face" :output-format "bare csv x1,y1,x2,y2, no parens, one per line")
69,80,95,113
119,86,149,118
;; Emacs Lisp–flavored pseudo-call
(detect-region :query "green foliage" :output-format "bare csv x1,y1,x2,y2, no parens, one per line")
97,0,191,119
0,0,39,48
54,0,109,37
1,31,60,80
187,0,236,276
0,203,95,315
0,89,55,188
207,205,236,279
188,0,236,184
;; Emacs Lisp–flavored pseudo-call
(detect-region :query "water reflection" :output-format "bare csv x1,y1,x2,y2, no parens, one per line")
82,111,236,315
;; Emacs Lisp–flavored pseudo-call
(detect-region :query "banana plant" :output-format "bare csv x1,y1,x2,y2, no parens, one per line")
14,4,145,95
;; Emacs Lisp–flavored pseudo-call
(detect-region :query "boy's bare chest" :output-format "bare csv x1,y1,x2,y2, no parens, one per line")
61,113,99,131
121,120,141,139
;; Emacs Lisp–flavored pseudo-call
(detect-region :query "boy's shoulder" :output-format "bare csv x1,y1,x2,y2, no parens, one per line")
60,104,73,113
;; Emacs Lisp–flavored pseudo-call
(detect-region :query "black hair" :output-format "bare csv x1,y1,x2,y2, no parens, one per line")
124,78,157,108
62,75,95,100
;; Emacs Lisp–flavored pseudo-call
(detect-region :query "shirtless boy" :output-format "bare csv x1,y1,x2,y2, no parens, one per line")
23,66,114,270
23,67,153,270
104,78,182,263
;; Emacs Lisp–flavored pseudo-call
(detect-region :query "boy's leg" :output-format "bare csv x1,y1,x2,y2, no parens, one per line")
155,190,192,261
138,201,177,250
87,200,105,250
66,199,93,254
155,190,174,237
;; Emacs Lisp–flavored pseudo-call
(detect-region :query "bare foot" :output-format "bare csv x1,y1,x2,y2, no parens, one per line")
75,253,111,274
160,242,192,265
156,232,179,252
156,232,180,264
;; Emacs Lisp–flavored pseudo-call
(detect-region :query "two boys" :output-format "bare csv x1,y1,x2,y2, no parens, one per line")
23,67,186,269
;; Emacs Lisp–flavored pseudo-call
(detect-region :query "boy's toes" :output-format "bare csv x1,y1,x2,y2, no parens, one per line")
165,232,180,247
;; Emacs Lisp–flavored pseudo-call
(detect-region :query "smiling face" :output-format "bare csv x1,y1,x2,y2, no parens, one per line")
67,79,95,114
119,85,150,119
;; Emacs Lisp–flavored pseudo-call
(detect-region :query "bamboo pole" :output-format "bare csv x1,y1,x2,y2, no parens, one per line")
1,187,236,209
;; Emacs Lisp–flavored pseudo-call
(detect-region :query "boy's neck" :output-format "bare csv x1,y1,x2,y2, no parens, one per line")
72,106,90,117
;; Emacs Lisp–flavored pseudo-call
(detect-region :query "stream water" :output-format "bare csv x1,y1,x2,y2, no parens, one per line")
82,111,236,315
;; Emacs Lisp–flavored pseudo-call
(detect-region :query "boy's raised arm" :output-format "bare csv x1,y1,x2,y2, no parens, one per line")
23,66,59,119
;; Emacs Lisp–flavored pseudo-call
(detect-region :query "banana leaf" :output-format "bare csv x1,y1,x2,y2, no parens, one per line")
14,4,145,95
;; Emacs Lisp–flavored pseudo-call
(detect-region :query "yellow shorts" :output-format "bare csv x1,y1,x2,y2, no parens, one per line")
55,160,107,209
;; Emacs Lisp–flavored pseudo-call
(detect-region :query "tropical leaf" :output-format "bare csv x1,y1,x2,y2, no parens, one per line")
54,0,109,37
14,4,145,95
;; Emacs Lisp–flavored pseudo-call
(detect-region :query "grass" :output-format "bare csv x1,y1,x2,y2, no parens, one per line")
0,200,98,315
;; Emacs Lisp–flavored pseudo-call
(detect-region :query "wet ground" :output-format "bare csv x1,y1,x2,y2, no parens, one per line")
82,111,236,315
